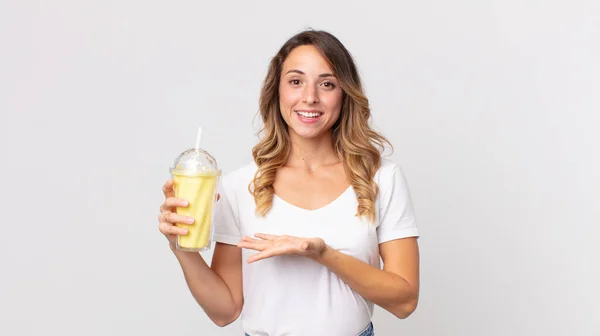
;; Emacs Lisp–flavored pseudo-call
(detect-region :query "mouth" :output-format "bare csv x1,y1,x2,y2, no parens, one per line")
295,110,323,124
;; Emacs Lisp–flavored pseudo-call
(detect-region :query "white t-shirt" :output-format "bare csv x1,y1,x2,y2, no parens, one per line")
212,159,419,336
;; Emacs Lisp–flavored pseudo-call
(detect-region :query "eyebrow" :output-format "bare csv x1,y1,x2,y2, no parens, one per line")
285,69,335,78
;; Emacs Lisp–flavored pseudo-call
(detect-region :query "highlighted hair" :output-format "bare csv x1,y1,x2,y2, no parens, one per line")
250,29,392,223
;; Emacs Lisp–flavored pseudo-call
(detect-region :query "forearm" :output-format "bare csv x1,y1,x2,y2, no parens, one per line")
171,246,240,326
314,246,418,318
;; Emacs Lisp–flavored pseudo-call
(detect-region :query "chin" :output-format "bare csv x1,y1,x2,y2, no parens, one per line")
290,127,325,139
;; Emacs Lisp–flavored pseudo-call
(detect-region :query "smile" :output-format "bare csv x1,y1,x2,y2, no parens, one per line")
295,110,323,118
295,110,323,124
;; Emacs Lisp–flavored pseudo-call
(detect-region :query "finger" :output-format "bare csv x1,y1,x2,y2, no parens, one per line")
159,198,185,214
300,241,310,250
254,233,279,241
247,249,280,263
159,203,170,213
165,213,195,225
241,236,272,248
162,180,174,198
163,197,189,210
241,236,264,243
237,240,267,251
159,222,188,236
248,243,296,262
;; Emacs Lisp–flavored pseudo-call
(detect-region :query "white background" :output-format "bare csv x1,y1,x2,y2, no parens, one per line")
1,1,598,335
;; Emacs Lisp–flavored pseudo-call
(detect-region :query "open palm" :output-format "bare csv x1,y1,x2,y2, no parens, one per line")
237,233,326,263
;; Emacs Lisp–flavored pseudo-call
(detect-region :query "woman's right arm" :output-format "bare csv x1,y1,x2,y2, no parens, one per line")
171,242,243,327
159,180,243,327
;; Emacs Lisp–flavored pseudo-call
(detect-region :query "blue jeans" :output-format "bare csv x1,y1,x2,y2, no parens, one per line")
358,322,375,336
244,322,374,336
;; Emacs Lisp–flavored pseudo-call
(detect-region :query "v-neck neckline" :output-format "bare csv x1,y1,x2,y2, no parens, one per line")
273,185,354,213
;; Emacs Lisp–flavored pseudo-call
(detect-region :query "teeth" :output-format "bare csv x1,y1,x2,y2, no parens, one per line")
297,111,321,118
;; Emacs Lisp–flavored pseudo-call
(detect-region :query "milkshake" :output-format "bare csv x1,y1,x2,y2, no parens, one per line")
170,129,221,252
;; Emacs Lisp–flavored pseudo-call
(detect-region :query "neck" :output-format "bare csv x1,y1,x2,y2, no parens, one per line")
286,130,340,171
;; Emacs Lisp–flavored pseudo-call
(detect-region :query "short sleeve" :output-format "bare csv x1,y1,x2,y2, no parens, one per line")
212,179,241,246
377,164,419,244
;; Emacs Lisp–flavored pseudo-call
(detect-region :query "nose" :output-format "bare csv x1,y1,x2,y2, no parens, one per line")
302,84,319,104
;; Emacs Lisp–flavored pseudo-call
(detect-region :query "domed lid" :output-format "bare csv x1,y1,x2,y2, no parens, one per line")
169,148,221,176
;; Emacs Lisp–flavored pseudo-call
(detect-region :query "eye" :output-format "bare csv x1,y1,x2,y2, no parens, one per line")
322,82,336,89
290,79,301,86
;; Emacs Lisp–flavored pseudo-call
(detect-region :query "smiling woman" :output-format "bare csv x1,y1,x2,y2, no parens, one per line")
278,47,342,133
157,29,420,336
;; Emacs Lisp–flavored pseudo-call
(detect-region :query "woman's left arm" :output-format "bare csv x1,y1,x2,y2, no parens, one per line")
314,237,419,319
240,164,420,318
238,233,419,318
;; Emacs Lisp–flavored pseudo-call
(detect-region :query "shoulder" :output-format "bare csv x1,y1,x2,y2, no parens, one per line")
374,157,410,195
220,160,257,194
374,157,402,182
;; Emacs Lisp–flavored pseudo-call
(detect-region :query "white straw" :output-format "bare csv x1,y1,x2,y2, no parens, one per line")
195,126,202,150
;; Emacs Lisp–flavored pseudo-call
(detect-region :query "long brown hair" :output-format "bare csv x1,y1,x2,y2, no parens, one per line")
250,29,392,223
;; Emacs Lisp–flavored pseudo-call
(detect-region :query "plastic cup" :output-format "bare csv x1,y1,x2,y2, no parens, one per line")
169,148,221,252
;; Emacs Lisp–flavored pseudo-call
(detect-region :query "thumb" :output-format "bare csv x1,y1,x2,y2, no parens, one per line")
301,241,310,250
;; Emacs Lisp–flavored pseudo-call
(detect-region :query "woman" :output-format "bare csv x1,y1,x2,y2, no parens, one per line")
158,29,420,336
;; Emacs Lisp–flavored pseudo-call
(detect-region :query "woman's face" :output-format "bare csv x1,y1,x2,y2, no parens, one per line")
278,45,343,140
